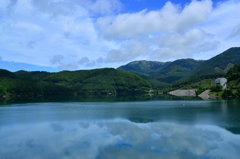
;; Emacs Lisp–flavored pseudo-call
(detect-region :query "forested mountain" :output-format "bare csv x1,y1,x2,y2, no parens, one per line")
225,63,240,88
118,58,206,87
118,47,240,88
42,68,151,94
0,68,151,97
188,47,240,77
118,60,171,75
150,59,204,83
1,47,240,97
15,70,51,80
0,69,17,78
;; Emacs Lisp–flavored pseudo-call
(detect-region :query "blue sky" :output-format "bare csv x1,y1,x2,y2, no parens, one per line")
0,0,240,72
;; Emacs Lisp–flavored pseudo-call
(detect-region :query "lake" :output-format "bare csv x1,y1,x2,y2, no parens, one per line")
0,96,240,159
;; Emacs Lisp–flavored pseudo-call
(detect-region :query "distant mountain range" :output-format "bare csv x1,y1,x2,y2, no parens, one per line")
0,68,151,97
118,47,240,88
1,47,240,97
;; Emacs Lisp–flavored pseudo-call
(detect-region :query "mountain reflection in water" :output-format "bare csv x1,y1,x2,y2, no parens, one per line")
1,120,240,159
0,97,240,158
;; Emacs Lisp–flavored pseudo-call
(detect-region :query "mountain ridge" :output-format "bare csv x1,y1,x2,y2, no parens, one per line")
0,68,151,97
117,47,240,88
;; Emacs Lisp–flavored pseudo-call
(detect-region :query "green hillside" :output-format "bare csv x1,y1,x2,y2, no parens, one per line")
1,47,240,96
43,68,151,94
0,68,151,97
118,60,170,75
118,58,205,88
225,63,240,89
188,47,240,78
15,70,51,80
118,47,240,89
0,69,17,78
151,58,204,83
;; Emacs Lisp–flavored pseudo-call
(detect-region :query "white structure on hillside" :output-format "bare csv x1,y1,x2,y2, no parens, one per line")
215,78,227,89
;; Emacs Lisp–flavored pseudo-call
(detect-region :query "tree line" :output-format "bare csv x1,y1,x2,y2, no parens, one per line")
0,68,151,97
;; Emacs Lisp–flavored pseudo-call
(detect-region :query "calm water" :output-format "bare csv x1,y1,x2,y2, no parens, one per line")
0,96,240,159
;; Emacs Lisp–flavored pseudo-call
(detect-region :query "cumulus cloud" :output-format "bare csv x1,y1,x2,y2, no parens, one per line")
228,23,240,39
150,28,219,60
78,57,90,64
31,0,74,17
57,62,78,70
96,57,104,63
85,61,96,67
50,55,64,64
78,57,98,68
77,0,122,15
156,29,212,48
26,40,36,49
96,0,212,39
105,40,149,62
49,55,79,70
0,0,240,70
32,0,121,17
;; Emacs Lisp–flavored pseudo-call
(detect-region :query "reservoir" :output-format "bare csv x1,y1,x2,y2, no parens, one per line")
0,96,240,158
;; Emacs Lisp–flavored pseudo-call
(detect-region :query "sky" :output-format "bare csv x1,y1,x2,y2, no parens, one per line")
0,0,240,72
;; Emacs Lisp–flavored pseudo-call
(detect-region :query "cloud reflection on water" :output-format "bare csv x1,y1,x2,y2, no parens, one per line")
0,120,240,159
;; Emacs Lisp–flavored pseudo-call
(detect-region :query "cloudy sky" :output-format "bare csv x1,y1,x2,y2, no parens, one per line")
0,0,240,72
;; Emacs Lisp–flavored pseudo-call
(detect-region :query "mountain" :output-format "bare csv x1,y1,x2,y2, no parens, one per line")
225,63,240,88
15,70,51,80
42,68,151,94
118,60,170,75
0,68,151,97
117,47,240,88
150,59,204,83
188,47,240,78
118,59,205,85
0,69,17,78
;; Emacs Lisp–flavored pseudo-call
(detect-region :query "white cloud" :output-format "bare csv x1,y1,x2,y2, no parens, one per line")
14,21,43,31
57,62,78,70
78,57,90,64
50,55,64,64
228,23,240,39
150,28,219,60
96,0,212,40
85,61,96,67
192,0,240,60
157,29,211,48
50,55,80,70
79,0,122,15
0,0,117,70
105,40,149,62
31,0,76,17
0,0,240,71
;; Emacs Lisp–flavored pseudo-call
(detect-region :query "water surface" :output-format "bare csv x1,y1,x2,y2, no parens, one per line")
0,96,240,158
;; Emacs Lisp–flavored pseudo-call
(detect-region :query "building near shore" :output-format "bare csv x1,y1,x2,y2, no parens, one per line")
215,78,227,89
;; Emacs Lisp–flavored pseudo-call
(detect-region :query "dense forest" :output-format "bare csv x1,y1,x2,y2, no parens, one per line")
1,47,240,98
225,64,240,89
118,47,240,89
0,68,151,97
